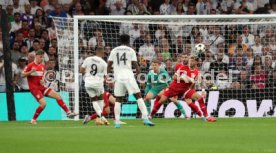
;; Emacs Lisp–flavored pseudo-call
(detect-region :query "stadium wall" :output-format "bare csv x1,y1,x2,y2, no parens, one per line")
0,89,275,121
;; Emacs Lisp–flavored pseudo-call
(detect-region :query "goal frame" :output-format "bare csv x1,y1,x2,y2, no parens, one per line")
72,14,276,120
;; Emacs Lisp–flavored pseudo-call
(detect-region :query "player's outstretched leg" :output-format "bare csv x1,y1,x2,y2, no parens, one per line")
190,92,216,122
47,90,78,118
144,92,155,115
135,93,155,126
31,98,47,124
170,97,187,118
150,95,163,119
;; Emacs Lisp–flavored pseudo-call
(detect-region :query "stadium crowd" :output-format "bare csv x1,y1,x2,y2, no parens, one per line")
0,0,276,93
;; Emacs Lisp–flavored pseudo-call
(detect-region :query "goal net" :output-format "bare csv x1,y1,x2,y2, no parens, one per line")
52,15,276,120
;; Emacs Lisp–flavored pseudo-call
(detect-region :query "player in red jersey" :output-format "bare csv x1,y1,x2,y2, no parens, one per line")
150,55,216,122
22,50,78,124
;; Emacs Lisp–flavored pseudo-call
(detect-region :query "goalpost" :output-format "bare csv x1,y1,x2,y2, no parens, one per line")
52,15,276,120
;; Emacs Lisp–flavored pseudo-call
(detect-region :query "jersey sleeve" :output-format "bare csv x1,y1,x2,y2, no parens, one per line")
23,63,32,73
131,49,137,62
108,50,114,62
81,58,87,68
103,61,107,76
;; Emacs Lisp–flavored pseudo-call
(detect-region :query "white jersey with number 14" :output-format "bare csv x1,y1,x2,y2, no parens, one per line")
108,45,137,80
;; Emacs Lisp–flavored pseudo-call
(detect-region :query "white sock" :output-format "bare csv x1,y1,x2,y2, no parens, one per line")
93,102,102,117
114,102,121,122
98,100,104,111
137,98,148,119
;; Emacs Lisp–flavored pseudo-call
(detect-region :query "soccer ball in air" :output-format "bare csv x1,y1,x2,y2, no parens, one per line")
194,43,206,55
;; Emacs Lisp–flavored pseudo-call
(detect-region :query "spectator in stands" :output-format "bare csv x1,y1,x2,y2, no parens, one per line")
110,0,126,15
159,0,172,15
246,48,254,67
50,38,58,49
10,12,22,33
20,45,29,58
272,51,276,68
95,0,109,15
25,28,36,50
0,56,19,92
88,30,106,51
30,0,42,15
73,2,85,16
17,57,29,91
216,70,231,89
21,4,34,26
33,22,43,38
128,0,141,15
29,39,40,52
47,20,56,41
230,81,241,89
43,0,58,12
218,0,234,14
185,26,200,45
18,20,29,39
171,1,185,15
11,41,22,64
27,52,35,63
261,28,274,45
6,5,15,23
133,30,147,52
264,55,274,75
251,35,263,56
171,36,184,59
266,70,276,88
235,0,254,14
196,0,211,15
209,52,228,76
34,8,47,29
207,26,224,55
250,65,267,89
49,4,67,18
128,23,140,46
269,2,276,14
241,25,255,47
239,69,251,89
12,0,25,15
187,2,196,15
0,32,3,57
160,38,172,60
165,59,174,76
39,38,48,52
138,34,155,63
62,3,72,17
106,0,127,12
137,2,151,15
201,51,213,73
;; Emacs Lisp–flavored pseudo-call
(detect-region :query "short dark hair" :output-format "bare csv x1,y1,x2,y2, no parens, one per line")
120,34,130,45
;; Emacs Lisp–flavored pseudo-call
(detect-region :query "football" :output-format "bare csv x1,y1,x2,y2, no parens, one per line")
194,43,206,55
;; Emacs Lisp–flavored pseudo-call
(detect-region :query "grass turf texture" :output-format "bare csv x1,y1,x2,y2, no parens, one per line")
0,118,276,153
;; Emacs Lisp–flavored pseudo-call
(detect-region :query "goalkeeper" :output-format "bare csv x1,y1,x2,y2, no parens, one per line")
144,59,187,118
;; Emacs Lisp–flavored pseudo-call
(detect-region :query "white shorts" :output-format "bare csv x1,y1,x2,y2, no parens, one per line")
85,84,104,98
114,78,140,97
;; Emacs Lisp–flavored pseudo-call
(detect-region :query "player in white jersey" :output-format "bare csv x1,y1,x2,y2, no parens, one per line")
80,47,109,125
107,34,155,128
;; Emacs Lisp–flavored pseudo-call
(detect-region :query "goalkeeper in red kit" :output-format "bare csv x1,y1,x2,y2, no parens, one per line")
22,50,78,124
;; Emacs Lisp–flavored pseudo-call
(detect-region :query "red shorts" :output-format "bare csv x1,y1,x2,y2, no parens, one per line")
30,85,52,101
163,87,196,99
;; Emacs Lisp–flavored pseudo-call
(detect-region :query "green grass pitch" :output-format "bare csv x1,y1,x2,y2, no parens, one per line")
1,118,276,153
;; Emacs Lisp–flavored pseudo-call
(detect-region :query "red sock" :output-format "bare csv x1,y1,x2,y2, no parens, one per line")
198,97,208,117
150,95,162,117
32,106,44,120
57,99,69,113
188,103,202,117
89,113,97,120
102,109,108,116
